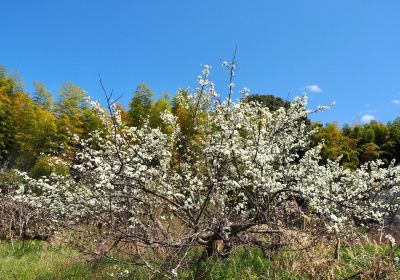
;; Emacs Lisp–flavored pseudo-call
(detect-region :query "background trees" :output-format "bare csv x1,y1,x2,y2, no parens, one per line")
243,94,290,111
127,83,153,128
0,67,16,169
312,122,359,169
55,82,87,139
0,64,399,174
33,81,54,110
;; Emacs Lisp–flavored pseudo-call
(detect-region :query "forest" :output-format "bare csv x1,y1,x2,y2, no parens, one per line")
1,65,400,177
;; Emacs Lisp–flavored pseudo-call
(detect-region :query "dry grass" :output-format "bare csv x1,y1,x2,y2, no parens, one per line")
1,229,399,279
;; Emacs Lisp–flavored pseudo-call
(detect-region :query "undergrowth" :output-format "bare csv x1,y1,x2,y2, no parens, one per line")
0,240,399,279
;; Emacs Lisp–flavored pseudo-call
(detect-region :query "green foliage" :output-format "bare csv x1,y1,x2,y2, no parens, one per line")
0,241,89,280
0,67,18,166
1,242,398,279
149,98,171,131
127,83,153,127
31,107,58,156
5,91,40,168
0,65,400,175
387,117,400,161
0,241,151,280
56,82,87,136
0,170,22,194
245,93,311,127
52,82,105,159
31,156,69,178
0,80,58,170
244,94,290,111
315,119,400,168
33,81,54,110
186,247,274,279
312,122,359,169
81,107,106,137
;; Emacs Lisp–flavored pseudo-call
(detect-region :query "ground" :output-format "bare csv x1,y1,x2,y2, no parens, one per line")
0,240,399,279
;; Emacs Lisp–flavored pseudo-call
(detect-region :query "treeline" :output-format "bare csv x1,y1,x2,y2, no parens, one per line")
0,66,399,177
235,94,400,169
0,66,184,178
313,120,400,169
0,67,104,176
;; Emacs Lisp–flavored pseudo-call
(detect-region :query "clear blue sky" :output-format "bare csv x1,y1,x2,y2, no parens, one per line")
1,0,400,125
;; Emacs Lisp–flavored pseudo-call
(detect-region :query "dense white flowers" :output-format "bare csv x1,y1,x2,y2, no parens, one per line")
7,64,400,276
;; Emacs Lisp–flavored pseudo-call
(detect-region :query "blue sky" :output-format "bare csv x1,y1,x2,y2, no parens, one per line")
1,0,400,125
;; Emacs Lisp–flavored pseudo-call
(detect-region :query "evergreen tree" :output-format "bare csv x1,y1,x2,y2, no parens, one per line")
127,83,153,127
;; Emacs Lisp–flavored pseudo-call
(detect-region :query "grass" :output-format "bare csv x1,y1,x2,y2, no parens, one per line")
0,240,399,279
0,240,146,280
0,240,90,279
184,243,400,279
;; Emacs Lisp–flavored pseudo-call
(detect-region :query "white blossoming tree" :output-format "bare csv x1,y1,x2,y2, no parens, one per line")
8,63,400,277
